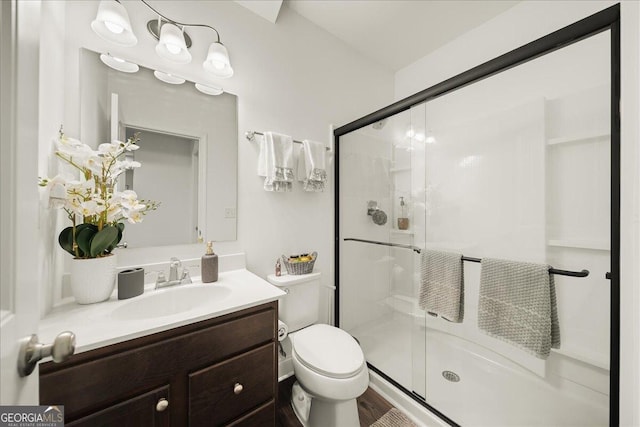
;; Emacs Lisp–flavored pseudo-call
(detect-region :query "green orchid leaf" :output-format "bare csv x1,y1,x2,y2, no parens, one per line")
76,227,95,257
107,223,125,252
90,226,119,257
58,227,75,256
76,223,98,234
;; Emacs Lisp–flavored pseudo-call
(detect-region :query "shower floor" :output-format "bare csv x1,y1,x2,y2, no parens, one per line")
345,298,608,426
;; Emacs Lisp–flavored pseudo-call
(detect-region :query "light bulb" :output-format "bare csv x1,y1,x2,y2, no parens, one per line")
104,20,124,34
166,43,181,55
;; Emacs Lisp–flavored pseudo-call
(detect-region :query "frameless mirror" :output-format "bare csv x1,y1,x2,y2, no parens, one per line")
79,48,237,248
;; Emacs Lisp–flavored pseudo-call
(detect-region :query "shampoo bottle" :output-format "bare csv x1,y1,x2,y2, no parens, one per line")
201,241,218,283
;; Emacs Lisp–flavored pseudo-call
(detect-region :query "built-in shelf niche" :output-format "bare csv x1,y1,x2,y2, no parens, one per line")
545,84,610,248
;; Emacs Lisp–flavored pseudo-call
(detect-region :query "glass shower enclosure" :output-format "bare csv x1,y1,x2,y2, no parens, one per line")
335,7,619,426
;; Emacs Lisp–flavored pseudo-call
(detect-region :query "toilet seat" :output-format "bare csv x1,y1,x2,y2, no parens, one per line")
293,324,365,379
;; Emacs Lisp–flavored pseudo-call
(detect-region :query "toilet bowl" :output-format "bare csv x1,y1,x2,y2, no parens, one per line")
290,324,369,427
267,273,369,427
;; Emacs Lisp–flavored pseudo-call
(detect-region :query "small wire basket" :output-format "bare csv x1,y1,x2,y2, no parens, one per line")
281,252,317,275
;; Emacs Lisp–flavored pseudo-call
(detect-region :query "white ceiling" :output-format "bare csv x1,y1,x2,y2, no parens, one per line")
283,0,520,72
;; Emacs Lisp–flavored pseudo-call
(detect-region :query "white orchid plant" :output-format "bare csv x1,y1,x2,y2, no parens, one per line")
39,128,159,259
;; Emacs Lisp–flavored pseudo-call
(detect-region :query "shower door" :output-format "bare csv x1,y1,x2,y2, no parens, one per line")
336,7,618,426
337,107,427,399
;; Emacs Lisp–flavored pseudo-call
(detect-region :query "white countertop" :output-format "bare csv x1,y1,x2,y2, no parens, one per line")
39,269,285,356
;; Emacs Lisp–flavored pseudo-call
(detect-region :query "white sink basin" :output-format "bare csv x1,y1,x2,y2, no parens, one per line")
111,285,231,320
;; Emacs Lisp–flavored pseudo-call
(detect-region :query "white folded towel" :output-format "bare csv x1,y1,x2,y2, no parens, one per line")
258,131,294,192
297,140,327,192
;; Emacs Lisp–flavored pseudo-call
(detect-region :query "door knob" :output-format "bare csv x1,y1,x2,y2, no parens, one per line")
17,331,76,377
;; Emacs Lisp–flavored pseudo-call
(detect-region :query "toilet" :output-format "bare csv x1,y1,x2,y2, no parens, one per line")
267,272,369,427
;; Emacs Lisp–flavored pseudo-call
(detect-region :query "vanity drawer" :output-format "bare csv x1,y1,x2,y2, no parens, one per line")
66,385,170,427
226,400,275,427
189,343,276,426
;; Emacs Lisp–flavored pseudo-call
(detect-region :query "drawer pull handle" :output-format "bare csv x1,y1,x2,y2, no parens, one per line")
233,383,244,395
156,398,169,412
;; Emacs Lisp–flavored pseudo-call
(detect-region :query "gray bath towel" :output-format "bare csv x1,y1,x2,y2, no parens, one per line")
478,258,560,359
418,250,464,322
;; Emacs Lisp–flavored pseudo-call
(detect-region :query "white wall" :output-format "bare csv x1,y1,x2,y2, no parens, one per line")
53,2,393,320
394,1,640,425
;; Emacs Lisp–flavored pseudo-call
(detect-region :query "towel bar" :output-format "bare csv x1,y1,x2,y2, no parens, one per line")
343,238,590,278
245,130,330,151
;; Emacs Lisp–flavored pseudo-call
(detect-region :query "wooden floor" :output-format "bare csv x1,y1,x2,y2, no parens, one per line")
276,376,394,427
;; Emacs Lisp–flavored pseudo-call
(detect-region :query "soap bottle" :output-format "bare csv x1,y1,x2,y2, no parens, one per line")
275,258,282,277
201,241,218,283
397,196,409,230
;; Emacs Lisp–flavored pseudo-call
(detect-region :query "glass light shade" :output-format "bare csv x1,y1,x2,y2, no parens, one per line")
195,83,224,96
100,54,139,73
91,0,137,47
153,70,186,85
155,23,192,64
203,42,234,78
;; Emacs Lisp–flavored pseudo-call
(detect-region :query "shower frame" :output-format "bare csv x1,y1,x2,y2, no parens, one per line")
333,4,621,426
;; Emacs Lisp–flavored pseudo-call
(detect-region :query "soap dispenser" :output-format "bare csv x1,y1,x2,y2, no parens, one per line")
398,196,409,230
201,241,218,283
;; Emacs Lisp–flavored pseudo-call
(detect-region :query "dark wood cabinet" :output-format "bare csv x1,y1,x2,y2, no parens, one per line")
66,386,171,427
40,301,278,427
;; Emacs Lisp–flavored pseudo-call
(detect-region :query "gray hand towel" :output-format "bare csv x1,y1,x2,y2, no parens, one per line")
418,250,464,323
478,258,560,359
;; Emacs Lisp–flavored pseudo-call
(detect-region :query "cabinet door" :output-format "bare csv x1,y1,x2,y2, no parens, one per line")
226,401,275,427
67,386,170,427
189,343,275,426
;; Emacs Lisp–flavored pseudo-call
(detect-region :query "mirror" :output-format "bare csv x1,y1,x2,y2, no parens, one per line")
79,48,237,248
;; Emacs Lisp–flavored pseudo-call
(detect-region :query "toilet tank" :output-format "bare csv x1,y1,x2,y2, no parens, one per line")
267,272,321,332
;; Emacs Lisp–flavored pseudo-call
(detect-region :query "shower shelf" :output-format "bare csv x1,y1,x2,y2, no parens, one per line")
547,239,609,251
390,167,411,173
546,132,609,146
390,229,413,235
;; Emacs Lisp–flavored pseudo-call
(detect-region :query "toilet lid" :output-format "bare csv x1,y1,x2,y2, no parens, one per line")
293,324,364,379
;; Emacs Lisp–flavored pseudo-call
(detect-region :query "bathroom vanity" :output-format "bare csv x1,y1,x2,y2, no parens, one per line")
38,267,284,426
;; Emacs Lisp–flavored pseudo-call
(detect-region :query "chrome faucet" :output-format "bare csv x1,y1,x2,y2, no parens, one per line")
169,257,181,281
155,257,192,290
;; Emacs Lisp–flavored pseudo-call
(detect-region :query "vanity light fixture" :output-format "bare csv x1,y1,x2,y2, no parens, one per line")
91,0,138,47
91,1,234,77
194,83,224,96
153,70,186,85
99,53,140,73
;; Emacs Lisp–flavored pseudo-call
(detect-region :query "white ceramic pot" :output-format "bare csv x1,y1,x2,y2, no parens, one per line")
70,253,118,304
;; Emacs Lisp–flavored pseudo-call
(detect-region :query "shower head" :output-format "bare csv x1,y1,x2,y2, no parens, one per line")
367,200,388,226
371,209,387,226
